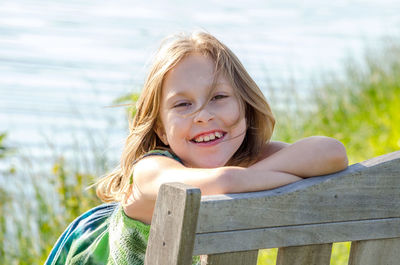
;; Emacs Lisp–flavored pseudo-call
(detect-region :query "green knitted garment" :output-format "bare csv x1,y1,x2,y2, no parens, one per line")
45,203,150,265
45,150,199,265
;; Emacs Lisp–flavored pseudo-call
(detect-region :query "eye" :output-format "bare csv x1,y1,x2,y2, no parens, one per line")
173,102,191,108
212,94,228,101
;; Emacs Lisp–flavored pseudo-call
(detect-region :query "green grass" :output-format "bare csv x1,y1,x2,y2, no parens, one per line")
258,248,278,264
257,242,351,265
257,40,400,265
0,135,101,264
272,40,400,164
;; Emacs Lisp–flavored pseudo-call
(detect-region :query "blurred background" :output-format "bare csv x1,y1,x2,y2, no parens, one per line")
1,0,399,264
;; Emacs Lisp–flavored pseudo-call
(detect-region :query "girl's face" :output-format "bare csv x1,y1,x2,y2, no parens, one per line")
158,53,246,168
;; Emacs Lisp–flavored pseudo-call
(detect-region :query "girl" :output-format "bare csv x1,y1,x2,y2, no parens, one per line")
46,31,348,265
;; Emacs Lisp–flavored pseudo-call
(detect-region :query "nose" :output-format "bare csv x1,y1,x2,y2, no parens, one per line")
193,107,214,123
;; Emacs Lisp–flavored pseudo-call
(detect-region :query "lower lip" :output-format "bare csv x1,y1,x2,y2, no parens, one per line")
191,134,225,146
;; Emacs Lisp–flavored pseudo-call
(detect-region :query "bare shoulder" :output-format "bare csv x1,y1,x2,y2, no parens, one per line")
257,141,290,161
124,155,185,221
125,155,183,224
133,155,184,186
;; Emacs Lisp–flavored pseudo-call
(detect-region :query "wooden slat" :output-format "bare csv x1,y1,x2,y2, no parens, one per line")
276,244,332,265
197,151,400,233
348,238,400,265
193,217,400,255
200,250,258,265
145,183,201,265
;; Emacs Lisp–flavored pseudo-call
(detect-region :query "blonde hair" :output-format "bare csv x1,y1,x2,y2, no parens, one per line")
96,31,275,202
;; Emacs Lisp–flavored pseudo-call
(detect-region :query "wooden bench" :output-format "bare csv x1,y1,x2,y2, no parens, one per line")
144,151,400,265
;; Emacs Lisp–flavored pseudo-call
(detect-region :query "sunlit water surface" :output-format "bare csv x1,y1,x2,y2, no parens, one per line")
0,0,399,183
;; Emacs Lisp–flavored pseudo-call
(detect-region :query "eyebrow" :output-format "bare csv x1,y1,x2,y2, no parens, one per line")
164,91,190,103
168,82,230,96
163,82,233,104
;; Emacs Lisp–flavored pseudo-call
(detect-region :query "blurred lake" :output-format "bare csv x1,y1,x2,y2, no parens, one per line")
1,0,399,178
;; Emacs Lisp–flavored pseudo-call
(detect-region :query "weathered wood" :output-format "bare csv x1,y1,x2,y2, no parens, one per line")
193,217,400,255
276,244,332,265
145,151,400,264
197,151,400,233
348,238,400,265
145,183,201,265
200,250,258,265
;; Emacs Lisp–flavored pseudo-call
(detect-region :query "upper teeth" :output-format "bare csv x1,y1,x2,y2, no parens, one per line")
194,132,223,143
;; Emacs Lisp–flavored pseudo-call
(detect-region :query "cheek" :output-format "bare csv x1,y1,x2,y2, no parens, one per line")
221,100,243,125
234,117,247,139
164,115,190,138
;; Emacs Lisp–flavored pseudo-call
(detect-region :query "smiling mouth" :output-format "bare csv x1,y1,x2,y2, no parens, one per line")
191,131,225,143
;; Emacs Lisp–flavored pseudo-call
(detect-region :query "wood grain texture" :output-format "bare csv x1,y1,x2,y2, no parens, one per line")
197,151,400,233
145,183,201,265
200,250,259,265
193,217,400,255
348,238,400,265
276,244,332,265
145,152,400,264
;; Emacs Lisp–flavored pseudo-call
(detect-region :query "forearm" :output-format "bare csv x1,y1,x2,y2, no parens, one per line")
250,136,348,178
220,166,302,193
134,137,348,198
217,137,347,194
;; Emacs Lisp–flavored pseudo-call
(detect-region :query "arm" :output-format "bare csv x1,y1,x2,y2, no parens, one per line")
125,136,347,223
252,136,348,178
133,136,347,198
224,136,348,193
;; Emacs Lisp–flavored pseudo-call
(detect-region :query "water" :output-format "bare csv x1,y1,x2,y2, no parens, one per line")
1,0,399,177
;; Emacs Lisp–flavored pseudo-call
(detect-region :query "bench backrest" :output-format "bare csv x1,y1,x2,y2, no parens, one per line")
144,151,400,265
